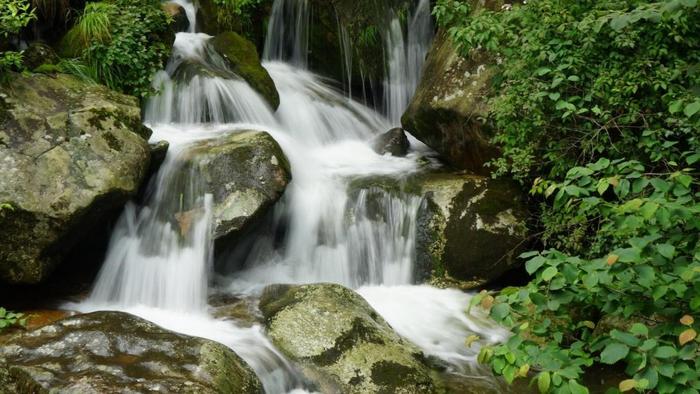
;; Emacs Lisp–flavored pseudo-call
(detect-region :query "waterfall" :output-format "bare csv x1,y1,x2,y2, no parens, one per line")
76,0,506,391
384,0,434,124
263,0,309,67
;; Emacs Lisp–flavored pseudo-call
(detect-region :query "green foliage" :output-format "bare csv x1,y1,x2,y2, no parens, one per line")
0,0,36,78
0,307,26,331
61,0,171,97
474,160,699,393
436,0,700,392
437,0,700,182
211,0,267,34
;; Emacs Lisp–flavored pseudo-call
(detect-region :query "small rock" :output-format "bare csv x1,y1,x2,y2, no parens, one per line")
372,127,410,157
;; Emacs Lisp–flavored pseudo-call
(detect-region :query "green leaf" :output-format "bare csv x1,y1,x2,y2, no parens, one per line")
612,330,641,347
526,256,546,274
569,379,588,394
657,243,676,259
630,323,648,337
537,372,551,393
600,343,630,364
653,346,677,359
541,266,558,281
684,100,700,117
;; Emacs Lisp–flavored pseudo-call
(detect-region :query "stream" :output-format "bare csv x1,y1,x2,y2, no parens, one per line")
70,0,510,391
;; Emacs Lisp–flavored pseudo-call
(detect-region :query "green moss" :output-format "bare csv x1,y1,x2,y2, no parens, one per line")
210,32,280,110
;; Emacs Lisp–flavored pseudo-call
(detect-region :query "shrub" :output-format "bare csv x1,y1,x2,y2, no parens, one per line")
60,0,172,97
0,0,36,79
435,0,700,392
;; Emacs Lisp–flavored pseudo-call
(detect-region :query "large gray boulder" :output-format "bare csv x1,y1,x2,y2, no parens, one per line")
180,130,291,243
0,73,151,284
0,311,262,393
259,283,443,393
414,172,528,287
401,29,499,174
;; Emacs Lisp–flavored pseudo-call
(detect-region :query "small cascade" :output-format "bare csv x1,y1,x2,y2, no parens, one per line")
89,145,213,311
145,33,277,125
383,0,433,124
263,0,309,67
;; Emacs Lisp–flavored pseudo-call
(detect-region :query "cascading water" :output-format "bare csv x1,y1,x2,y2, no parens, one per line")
384,0,434,124
76,0,507,391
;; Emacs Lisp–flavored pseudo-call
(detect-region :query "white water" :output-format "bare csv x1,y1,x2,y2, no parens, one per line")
384,0,434,124
75,0,506,392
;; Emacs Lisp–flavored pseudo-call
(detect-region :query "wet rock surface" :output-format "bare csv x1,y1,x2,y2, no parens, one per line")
402,29,499,173
0,311,263,393
0,73,151,284
211,32,280,110
372,127,410,157
259,283,443,393
181,130,291,244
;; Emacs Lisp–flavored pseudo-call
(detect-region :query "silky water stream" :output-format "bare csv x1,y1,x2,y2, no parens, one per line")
73,0,510,392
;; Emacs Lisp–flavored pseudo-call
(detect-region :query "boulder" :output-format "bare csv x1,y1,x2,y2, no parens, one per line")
180,130,291,244
401,29,500,174
372,127,410,157
0,73,151,284
414,172,528,286
0,311,262,393
259,283,442,393
163,1,190,33
22,42,59,71
210,32,280,110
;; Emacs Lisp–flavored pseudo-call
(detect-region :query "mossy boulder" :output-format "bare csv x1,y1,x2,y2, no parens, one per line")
22,42,59,71
401,29,500,174
0,73,151,284
0,311,262,393
413,171,528,286
180,130,290,245
259,283,443,393
211,32,280,110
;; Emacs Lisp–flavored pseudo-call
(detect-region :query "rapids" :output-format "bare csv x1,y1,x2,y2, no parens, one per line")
72,0,508,392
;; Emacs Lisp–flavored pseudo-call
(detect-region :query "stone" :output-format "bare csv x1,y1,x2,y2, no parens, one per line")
0,73,151,284
21,42,59,71
210,32,280,110
259,283,443,393
163,1,190,33
401,29,500,174
179,130,291,244
414,172,528,286
0,311,262,393
372,127,410,157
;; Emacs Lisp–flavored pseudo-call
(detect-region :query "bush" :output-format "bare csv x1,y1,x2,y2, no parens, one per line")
435,0,700,392
60,0,172,97
0,0,36,79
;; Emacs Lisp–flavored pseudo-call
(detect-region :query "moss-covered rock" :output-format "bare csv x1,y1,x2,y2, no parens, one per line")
0,311,262,393
180,130,290,245
210,32,280,110
401,29,500,174
0,73,151,284
259,283,443,393
414,171,528,286
22,42,59,71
